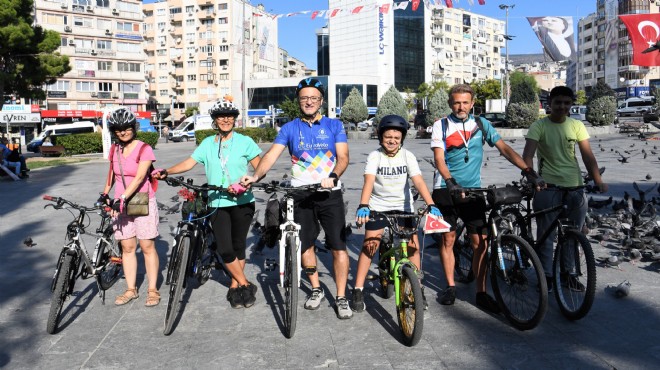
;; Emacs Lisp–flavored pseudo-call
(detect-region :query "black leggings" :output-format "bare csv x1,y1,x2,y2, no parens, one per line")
209,203,255,264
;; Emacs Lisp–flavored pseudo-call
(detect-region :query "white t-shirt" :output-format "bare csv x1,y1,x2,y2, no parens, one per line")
364,147,421,212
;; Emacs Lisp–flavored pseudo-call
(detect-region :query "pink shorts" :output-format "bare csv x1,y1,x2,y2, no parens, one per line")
113,197,160,241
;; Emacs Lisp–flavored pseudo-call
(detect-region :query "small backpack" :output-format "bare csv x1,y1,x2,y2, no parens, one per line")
261,193,282,248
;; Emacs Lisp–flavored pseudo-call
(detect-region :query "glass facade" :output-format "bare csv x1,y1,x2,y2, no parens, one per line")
249,86,297,109
394,5,425,91
317,31,330,76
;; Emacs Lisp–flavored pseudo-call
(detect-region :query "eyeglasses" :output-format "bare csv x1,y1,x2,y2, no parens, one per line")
214,116,235,120
299,96,322,103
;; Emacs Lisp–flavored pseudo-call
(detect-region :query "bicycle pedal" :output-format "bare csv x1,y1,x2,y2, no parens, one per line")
110,256,122,264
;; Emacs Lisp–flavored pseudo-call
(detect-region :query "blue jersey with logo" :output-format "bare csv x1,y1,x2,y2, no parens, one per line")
274,116,347,186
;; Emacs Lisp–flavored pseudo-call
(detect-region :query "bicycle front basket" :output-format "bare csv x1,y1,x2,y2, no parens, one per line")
181,198,207,218
487,186,523,206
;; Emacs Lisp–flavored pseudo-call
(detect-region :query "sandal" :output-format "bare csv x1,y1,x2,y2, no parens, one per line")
115,288,139,306
145,289,161,307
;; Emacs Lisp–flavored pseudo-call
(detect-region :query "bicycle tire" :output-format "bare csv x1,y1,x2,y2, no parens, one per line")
96,235,122,291
378,242,394,299
491,234,547,331
553,229,596,321
284,234,298,338
453,221,474,283
164,235,191,335
47,254,75,334
396,265,424,346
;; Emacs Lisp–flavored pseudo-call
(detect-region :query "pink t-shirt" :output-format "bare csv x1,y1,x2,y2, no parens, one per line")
111,141,156,199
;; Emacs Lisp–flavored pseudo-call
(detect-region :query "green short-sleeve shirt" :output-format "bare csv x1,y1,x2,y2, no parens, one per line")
191,132,261,208
525,117,589,187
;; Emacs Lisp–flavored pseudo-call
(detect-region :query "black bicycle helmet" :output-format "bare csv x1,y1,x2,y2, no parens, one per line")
377,114,409,143
296,78,324,98
107,107,138,141
208,99,239,118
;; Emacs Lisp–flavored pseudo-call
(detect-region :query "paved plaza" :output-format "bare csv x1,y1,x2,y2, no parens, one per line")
1,126,659,369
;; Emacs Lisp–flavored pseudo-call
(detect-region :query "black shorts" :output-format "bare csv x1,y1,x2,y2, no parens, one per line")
365,211,415,231
293,189,346,251
432,188,489,236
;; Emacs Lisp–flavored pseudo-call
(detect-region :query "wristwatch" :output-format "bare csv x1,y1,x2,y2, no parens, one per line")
120,194,127,201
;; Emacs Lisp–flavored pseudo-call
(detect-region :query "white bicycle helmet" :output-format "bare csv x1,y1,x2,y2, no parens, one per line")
208,99,239,118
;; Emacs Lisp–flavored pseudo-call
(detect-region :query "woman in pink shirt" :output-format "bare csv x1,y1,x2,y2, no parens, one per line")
99,107,161,307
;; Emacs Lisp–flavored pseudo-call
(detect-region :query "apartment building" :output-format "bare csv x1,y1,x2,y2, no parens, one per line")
142,0,279,123
36,0,148,115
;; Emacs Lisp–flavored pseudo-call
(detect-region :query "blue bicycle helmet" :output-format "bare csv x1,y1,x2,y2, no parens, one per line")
296,78,324,98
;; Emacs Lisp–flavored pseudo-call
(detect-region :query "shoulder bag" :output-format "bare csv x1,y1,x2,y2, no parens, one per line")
116,143,150,216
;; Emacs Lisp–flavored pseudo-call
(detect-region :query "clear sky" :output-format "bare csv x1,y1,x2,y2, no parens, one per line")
256,0,596,69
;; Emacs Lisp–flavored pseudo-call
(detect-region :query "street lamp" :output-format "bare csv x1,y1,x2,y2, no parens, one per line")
499,4,514,103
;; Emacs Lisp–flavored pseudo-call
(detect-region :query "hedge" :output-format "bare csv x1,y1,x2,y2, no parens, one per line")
52,132,159,155
195,127,278,145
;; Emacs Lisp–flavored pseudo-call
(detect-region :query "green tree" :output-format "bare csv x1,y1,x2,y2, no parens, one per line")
185,107,199,117
403,87,416,114
416,82,432,102
510,77,539,105
505,103,539,129
586,96,616,126
428,88,450,122
588,80,616,102
0,0,71,110
471,79,502,110
575,90,587,105
428,81,450,96
509,71,540,95
375,85,408,125
278,96,301,119
340,87,368,124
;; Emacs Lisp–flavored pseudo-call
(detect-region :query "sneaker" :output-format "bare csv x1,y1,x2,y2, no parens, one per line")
439,286,456,305
564,275,586,292
336,296,353,319
228,288,243,309
350,288,365,312
240,284,256,308
304,288,325,310
476,292,501,314
247,281,258,297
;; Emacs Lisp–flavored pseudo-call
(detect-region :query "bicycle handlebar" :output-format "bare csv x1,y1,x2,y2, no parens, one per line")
164,176,228,192
250,181,324,194
43,195,103,213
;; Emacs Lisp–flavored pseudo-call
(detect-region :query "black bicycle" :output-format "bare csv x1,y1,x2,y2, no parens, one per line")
162,176,228,335
43,195,122,334
456,186,548,330
499,181,596,321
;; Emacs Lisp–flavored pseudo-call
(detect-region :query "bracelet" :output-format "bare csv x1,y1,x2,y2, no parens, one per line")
358,203,370,209
329,172,339,180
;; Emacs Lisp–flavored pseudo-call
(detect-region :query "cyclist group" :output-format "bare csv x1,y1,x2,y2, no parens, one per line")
99,78,606,321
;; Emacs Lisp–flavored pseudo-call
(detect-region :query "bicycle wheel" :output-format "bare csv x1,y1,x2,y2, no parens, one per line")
96,235,122,291
47,254,76,334
164,235,191,336
378,242,394,299
553,229,596,321
396,265,424,346
491,234,547,331
283,234,299,338
453,221,474,283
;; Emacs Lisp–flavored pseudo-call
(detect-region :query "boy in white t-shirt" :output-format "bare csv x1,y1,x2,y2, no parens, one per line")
351,115,442,312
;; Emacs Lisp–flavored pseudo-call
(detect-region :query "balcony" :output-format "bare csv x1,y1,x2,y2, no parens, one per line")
431,29,443,36
431,69,443,75
431,42,443,49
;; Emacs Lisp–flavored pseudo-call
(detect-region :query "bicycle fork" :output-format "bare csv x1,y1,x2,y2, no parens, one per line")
279,196,302,288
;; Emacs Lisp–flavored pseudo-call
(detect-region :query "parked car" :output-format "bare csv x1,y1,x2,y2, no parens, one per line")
357,121,369,131
643,107,659,123
617,97,655,117
479,112,508,127
343,122,357,131
569,106,588,122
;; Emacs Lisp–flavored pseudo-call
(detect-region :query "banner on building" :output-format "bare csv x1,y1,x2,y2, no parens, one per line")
527,16,576,62
619,14,660,67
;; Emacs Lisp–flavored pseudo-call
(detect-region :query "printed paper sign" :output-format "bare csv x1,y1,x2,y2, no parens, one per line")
423,214,451,234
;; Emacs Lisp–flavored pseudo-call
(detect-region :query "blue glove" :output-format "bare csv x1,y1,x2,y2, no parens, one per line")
427,204,442,217
356,204,370,219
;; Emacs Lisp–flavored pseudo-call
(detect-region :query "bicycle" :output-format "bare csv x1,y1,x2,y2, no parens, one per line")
499,181,597,321
453,186,548,331
162,176,228,335
375,212,426,346
251,180,324,339
43,195,122,334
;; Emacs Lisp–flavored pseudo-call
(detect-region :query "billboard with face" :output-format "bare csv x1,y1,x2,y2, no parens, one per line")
527,16,576,62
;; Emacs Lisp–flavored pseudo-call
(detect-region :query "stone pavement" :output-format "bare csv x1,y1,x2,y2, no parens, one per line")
1,128,659,369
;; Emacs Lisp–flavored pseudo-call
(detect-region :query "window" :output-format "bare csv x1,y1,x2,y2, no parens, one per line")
218,3,227,10
187,88,197,95
76,81,95,92
159,89,168,96
186,19,195,27
200,45,214,53
169,7,182,14
47,80,70,91
96,0,110,7
116,41,141,53
186,61,196,68
157,49,167,56
118,62,141,72
97,18,111,30
218,73,229,80
185,5,194,13
116,21,139,32
158,62,167,69
158,76,168,82
157,22,166,30
98,61,112,71
218,18,228,24
200,59,215,67
97,40,111,49
78,103,96,110
73,16,93,27
219,59,228,66
98,82,113,91
116,1,140,13
119,83,141,93
43,12,67,25
187,74,197,81
218,45,229,52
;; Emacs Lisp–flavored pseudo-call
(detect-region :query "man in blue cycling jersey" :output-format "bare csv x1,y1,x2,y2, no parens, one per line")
431,84,545,314
241,78,352,319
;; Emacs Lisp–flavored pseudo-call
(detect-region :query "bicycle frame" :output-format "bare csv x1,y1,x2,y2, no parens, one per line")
279,194,302,288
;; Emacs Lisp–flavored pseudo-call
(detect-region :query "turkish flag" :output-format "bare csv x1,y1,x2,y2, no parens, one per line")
352,6,363,14
330,8,340,18
380,4,390,14
412,0,420,11
619,14,660,67
478,0,486,5
445,0,454,8
311,10,319,19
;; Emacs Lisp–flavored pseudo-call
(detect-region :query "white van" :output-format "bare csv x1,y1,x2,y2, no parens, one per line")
617,97,655,117
570,106,587,121
27,121,97,152
168,114,213,142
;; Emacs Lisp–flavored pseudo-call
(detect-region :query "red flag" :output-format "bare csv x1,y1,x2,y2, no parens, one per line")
478,0,486,4
412,0,420,11
352,6,363,14
445,0,454,8
311,10,319,19
619,14,660,67
330,8,340,18
380,4,390,14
